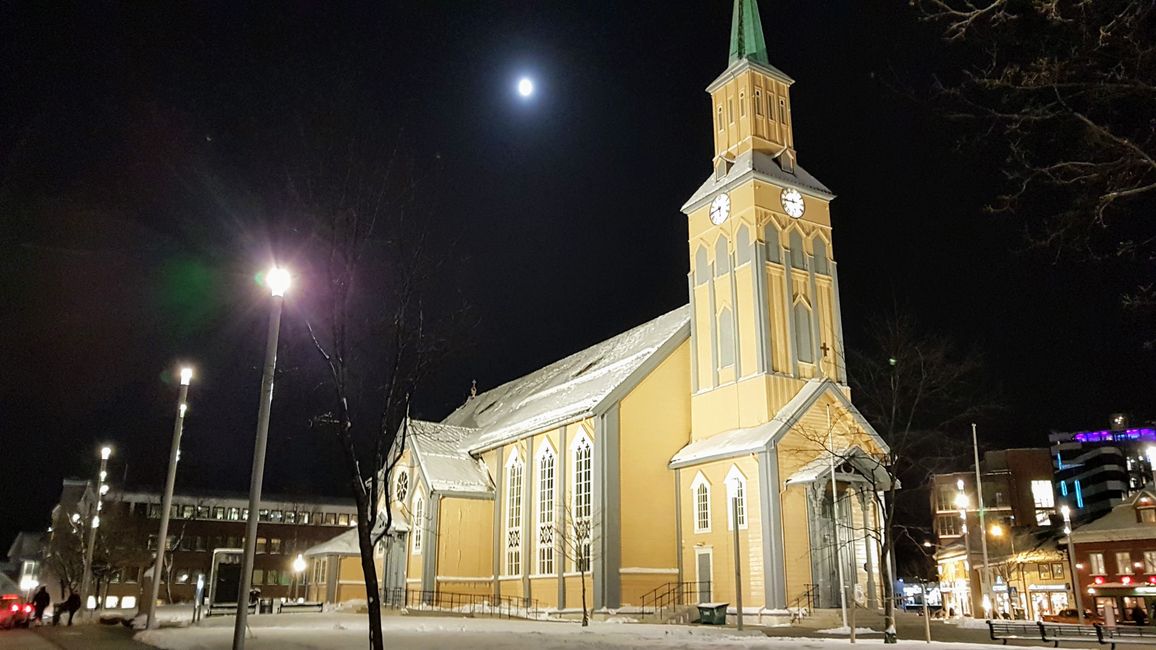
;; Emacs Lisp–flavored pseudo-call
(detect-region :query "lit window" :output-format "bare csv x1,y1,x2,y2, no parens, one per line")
1117,552,1134,574
1031,480,1055,508
412,495,424,555
256,537,267,554
105,596,118,609
1039,563,1052,579
764,224,781,263
1089,552,1106,575
692,473,712,534
1036,510,1051,525
252,569,264,585
506,451,524,575
537,445,556,575
121,596,136,609
573,434,593,572
267,569,279,586
1144,551,1156,574
726,467,747,530
213,507,225,520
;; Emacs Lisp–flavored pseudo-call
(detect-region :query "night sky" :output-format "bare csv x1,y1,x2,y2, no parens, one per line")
2,2,1152,552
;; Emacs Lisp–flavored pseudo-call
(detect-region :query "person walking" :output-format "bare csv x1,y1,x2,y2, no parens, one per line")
1132,604,1149,626
62,591,81,625
31,586,50,624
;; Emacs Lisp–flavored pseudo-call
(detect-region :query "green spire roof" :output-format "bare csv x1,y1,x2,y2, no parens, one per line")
728,0,769,66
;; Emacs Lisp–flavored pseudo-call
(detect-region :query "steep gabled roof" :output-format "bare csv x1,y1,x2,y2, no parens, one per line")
669,378,887,469
442,305,691,453
408,420,492,495
1065,489,1156,544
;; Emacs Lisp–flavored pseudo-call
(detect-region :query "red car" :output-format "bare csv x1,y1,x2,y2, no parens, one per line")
0,596,32,630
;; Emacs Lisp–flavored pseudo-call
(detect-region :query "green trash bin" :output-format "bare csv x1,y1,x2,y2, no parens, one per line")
697,602,729,625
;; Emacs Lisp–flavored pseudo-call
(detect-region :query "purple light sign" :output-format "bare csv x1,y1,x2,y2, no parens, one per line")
1073,428,1156,443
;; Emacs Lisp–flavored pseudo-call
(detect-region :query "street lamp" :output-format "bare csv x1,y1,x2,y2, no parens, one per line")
146,366,193,629
954,482,972,616
1061,505,1085,625
80,445,112,617
292,554,306,601
233,266,290,650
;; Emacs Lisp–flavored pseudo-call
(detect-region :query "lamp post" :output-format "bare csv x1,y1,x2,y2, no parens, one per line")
146,366,193,629
1061,505,1085,625
954,480,971,616
972,423,992,615
292,554,306,601
80,446,112,617
990,524,1029,619
233,266,290,650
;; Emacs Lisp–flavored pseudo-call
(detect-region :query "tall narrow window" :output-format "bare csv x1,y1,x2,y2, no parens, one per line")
788,231,805,268
573,435,593,572
718,308,735,368
692,473,711,533
717,106,723,131
794,301,814,363
735,225,751,266
728,99,734,124
726,467,748,530
1089,552,1106,575
754,89,763,116
537,446,556,575
1117,551,1134,575
506,452,524,575
764,224,781,263
739,92,746,117
779,98,787,124
694,246,710,285
411,494,424,555
813,238,829,275
768,94,775,121
714,237,730,276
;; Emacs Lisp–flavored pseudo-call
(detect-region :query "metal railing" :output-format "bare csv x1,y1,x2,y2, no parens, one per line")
382,587,540,620
639,581,711,616
789,583,818,614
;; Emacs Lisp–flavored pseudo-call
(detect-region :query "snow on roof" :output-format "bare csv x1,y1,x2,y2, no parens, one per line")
303,507,406,557
408,420,493,495
669,379,888,469
1066,489,1156,544
784,446,893,489
443,305,690,452
682,149,833,215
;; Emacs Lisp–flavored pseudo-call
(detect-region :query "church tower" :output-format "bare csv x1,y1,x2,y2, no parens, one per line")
682,0,847,440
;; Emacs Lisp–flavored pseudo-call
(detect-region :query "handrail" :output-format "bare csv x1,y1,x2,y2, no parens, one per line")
640,581,711,616
382,587,540,620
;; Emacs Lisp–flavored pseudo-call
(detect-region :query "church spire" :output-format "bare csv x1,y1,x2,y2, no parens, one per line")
727,0,769,66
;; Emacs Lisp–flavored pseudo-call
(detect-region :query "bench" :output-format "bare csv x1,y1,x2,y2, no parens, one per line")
988,621,1045,644
1039,622,1100,647
279,601,324,614
205,602,257,617
1095,624,1156,649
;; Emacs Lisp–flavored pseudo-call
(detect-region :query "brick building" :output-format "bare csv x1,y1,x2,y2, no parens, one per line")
1067,488,1156,623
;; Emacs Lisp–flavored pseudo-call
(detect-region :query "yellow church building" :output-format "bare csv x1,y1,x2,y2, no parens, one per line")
377,0,892,618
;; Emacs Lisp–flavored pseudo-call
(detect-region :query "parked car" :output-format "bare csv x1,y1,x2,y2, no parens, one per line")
1042,609,1104,625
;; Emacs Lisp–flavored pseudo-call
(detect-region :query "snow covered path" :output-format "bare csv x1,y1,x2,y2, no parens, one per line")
135,613,1015,649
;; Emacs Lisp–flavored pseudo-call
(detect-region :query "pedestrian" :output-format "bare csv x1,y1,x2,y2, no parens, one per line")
1132,604,1149,626
62,591,81,625
31,586,50,624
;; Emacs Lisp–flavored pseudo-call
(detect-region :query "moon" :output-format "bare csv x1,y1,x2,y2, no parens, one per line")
517,77,534,98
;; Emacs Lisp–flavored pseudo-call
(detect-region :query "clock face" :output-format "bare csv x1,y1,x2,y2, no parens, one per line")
709,193,731,225
780,188,805,219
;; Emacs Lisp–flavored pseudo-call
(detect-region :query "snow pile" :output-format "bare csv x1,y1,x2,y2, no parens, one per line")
942,617,999,629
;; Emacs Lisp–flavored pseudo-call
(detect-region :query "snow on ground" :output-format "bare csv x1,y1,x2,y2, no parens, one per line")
135,612,1017,649
816,626,882,635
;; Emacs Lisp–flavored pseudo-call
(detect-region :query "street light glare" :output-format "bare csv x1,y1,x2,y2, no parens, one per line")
180,367,193,386
1060,504,1071,517
100,446,112,460
990,524,1003,537
267,267,291,297
293,553,307,574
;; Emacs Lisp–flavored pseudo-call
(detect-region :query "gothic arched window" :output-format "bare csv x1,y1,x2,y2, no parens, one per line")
715,237,730,276
813,237,829,275
735,225,751,266
764,224,781,263
694,246,710,285
718,307,735,368
794,300,814,363
789,230,805,269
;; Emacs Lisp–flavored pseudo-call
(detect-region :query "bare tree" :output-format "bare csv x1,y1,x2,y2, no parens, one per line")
552,504,597,626
912,0,1156,324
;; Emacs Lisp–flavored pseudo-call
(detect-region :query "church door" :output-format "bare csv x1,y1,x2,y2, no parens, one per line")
696,550,713,602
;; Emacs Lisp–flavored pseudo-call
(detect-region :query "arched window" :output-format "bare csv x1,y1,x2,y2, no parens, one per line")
395,470,409,505
764,224,781,263
537,444,556,575
717,106,724,131
813,237,829,275
694,246,710,285
718,307,735,369
725,467,748,531
572,433,593,571
714,237,730,276
735,225,751,266
506,451,524,575
411,494,425,555
794,300,814,363
789,230,805,269
691,472,712,533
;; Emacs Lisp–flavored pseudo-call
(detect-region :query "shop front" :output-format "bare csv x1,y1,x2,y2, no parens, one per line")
1088,583,1156,623
1027,583,1070,618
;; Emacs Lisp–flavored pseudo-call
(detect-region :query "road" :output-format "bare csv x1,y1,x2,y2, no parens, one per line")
0,623,152,650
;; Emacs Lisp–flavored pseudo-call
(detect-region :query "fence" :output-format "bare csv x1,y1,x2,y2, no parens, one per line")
382,587,541,620
639,581,712,616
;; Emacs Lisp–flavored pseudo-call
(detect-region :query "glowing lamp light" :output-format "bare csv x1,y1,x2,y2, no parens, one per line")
1076,563,1084,570
1123,576,1133,585
954,493,969,509
1147,576,1156,585
99,470,107,481
293,554,307,574
100,446,112,460
1094,576,1105,585
1060,505,1071,518
180,367,193,386
91,515,100,529
266,267,291,297
100,484,109,495
990,524,1003,537
179,403,188,417
19,578,38,592
956,479,965,491
1088,588,1097,595
71,513,80,524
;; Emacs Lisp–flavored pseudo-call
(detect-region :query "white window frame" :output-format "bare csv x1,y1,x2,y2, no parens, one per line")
536,442,556,576
1117,551,1134,575
1144,551,1156,574
505,449,524,576
411,494,425,555
1089,552,1106,575
691,472,712,534
725,466,748,531
1031,480,1055,508
395,469,410,506
571,431,593,572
